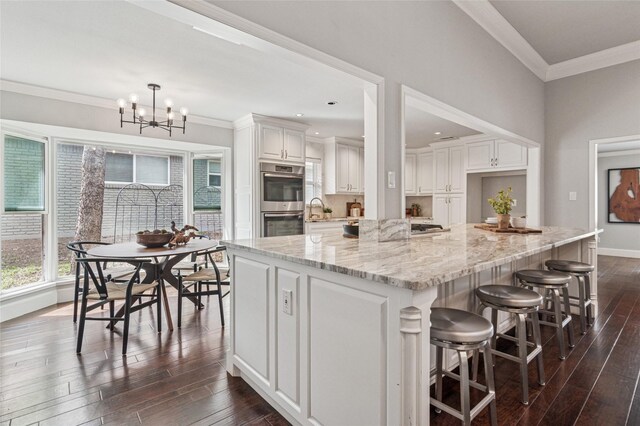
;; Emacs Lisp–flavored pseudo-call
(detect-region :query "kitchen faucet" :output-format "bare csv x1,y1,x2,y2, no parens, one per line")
308,197,325,220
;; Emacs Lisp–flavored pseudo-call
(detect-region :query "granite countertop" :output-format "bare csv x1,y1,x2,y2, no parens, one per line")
223,224,598,291
305,216,360,223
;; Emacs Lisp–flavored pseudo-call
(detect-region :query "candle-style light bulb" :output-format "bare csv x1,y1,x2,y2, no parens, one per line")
129,93,139,103
179,107,189,117
164,98,173,108
116,98,126,108
138,108,146,118
167,111,175,120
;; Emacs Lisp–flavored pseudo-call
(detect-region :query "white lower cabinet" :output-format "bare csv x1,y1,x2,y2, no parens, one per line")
433,194,465,227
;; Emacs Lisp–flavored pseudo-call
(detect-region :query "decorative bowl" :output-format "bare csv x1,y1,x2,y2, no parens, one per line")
136,233,173,248
511,217,527,229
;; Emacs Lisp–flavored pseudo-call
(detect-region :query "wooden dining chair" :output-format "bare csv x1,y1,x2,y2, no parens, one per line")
67,241,139,323
177,246,230,327
75,257,162,355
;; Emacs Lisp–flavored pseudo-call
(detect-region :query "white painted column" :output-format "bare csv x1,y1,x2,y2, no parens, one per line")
400,306,422,426
364,80,404,220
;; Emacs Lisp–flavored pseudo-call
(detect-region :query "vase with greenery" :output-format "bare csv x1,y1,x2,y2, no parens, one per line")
488,187,513,229
323,207,333,219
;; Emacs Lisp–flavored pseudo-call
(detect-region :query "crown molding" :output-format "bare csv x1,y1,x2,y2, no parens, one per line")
232,113,309,131
454,0,640,82
546,40,640,81
0,80,234,129
452,0,548,81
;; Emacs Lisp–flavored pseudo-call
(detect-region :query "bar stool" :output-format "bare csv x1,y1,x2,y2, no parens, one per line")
430,307,497,426
545,260,594,334
516,269,575,359
472,285,545,405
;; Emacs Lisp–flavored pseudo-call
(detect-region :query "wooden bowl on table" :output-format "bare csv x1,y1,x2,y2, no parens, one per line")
136,233,173,248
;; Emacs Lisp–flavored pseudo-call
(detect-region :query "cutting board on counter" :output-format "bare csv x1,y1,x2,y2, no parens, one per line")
474,224,542,234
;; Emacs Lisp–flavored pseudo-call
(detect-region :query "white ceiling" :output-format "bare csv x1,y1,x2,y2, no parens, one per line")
0,1,365,139
405,105,480,149
490,1,640,64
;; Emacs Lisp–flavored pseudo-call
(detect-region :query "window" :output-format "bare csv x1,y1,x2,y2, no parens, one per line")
3,135,46,212
105,152,169,185
305,160,322,202
208,160,221,187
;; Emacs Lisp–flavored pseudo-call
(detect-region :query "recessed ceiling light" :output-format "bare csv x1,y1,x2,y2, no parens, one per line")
296,113,304,117
327,101,338,105
315,132,320,135
434,131,441,135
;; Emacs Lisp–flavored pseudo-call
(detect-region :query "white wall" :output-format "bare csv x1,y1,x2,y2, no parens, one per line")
545,60,640,228
207,1,545,218
597,151,640,253
0,90,234,148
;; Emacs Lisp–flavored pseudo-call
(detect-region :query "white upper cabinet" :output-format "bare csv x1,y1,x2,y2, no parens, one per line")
466,139,527,171
416,152,433,195
325,138,364,194
259,125,285,161
433,144,465,194
405,153,417,195
284,129,305,163
256,121,307,164
405,149,433,195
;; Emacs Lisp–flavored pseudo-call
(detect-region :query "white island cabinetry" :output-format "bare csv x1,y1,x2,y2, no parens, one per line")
225,225,599,425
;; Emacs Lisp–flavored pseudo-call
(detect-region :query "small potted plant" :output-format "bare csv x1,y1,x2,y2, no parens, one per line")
323,207,333,219
488,187,513,229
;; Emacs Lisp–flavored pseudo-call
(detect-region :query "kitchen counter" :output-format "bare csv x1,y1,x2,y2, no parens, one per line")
304,216,360,223
224,224,597,291
223,224,599,425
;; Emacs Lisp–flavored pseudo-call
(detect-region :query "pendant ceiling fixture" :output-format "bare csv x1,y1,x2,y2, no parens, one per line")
117,83,188,136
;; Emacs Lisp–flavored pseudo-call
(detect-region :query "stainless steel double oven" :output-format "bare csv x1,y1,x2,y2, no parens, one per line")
260,162,305,237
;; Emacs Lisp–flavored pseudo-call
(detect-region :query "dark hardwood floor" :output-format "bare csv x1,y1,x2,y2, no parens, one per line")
1,255,638,425
430,255,640,425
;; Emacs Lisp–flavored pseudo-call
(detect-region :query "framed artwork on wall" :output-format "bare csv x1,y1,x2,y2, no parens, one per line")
607,167,640,224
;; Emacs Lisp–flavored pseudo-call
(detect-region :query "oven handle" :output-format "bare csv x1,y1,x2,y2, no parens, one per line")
264,213,304,218
262,173,303,179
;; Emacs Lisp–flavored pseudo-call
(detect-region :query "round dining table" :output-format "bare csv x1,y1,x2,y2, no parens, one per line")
88,238,220,331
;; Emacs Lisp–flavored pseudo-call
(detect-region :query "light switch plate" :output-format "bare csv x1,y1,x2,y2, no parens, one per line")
569,191,577,201
387,171,396,189
282,289,293,315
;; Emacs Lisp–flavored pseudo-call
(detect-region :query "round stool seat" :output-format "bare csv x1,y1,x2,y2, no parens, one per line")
476,285,543,308
431,308,493,343
545,259,594,274
516,269,572,286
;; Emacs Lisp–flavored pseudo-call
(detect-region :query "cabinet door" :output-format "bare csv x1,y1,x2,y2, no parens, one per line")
284,129,305,163
495,140,527,168
448,194,465,225
417,152,433,194
433,149,449,192
448,145,465,193
336,144,351,192
433,195,449,227
405,154,417,195
466,141,494,170
260,125,284,160
348,145,362,193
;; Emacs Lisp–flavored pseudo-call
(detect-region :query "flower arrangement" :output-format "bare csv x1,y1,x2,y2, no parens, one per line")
488,187,513,215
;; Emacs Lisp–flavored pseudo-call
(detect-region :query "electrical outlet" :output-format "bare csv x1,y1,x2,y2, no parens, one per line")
569,192,577,201
282,289,292,315
512,199,517,207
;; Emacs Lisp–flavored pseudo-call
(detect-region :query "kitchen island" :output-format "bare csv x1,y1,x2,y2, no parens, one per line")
223,224,598,426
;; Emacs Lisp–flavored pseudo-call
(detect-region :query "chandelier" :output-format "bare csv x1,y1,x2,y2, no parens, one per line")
117,83,188,136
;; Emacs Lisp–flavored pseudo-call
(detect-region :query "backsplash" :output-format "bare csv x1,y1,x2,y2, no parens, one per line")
323,194,365,218
406,196,433,217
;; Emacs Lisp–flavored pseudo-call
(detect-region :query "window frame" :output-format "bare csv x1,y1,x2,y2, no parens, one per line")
104,152,171,186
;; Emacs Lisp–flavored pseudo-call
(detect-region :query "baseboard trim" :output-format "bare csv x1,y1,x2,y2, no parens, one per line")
0,277,75,323
599,248,640,259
